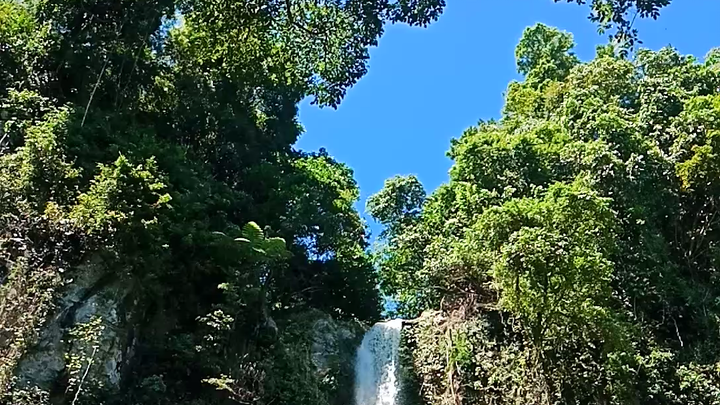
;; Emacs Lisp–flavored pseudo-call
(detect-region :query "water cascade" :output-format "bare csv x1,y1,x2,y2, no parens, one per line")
354,319,404,405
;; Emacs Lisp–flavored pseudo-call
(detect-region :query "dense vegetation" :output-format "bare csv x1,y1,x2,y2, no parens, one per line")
0,0,445,403
371,23,720,405
0,0,707,404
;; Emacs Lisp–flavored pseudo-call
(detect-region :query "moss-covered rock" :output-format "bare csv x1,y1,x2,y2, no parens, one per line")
266,309,365,405
10,256,136,403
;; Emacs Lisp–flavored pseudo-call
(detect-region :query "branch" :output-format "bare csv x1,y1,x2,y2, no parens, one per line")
71,346,98,405
81,57,109,128
671,316,684,348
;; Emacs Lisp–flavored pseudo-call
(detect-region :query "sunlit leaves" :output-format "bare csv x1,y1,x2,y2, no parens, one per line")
515,23,579,85
366,175,425,231
180,0,445,107
558,0,672,53
372,23,720,404
474,181,616,344
242,221,265,244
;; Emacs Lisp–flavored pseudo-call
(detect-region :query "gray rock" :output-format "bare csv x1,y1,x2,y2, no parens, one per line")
14,258,135,394
310,314,360,374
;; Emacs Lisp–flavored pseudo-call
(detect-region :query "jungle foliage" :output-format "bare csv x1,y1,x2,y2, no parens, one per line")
0,0,446,403
371,23,720,405
0,0,706,403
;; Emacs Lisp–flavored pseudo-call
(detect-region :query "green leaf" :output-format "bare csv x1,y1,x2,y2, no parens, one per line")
264,237,289,258
242,221,264,242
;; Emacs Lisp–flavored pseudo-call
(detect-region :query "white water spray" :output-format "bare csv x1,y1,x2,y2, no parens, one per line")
354,319,404,405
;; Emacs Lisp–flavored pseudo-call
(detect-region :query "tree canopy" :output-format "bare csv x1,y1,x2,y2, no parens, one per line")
1,0,712,403
0,0,444,403
561,0,671,52
373,23,720,405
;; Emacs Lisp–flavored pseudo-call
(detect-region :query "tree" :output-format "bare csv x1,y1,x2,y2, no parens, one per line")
558,0,671,52
515,24,579,83
367,175,426,235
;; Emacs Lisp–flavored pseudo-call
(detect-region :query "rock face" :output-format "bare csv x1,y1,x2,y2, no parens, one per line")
299,310,366,405
14,259,135,398
7,263,366,405
310,313,362,374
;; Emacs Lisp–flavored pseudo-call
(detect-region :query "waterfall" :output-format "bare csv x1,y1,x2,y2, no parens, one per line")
354,319,404,405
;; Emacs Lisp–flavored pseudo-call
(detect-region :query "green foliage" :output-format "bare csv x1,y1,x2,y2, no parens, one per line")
367,174,426,234
475,180,617,347
0,0,445,402
515,24,579,84
558,0,671,53
374,23,720,404
70,155,171,234
172,0,446,108
0,2,52,96
201,310,363,405
63,317,107,405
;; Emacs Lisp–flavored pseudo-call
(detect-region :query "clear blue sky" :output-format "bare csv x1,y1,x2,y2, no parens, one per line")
295,0,720,240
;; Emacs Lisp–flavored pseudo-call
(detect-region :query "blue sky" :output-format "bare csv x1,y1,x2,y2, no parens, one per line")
295,0,720,240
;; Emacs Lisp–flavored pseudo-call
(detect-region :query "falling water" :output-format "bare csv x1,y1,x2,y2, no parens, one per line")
354,319,404,405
